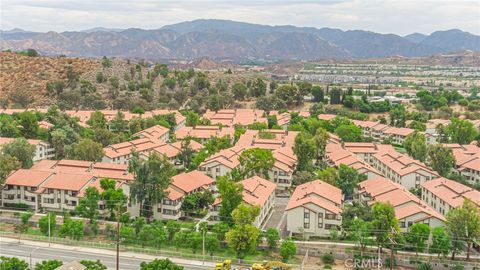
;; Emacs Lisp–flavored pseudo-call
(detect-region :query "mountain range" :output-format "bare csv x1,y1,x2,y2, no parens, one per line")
1,19,479,61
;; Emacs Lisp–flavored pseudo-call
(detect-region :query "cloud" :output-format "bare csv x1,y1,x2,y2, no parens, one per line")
1,0,479,35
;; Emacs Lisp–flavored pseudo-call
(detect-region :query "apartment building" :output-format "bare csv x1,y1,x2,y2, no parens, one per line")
203,109,267,126
65,109,186,131
103,137,203,166
421,178,480,215
383,127,415,145
210,176,276,228
235,129,299,151
317,114,336,121
175,125,235,143
285,180,342,238
341,142,395,164
134,125,170,142
357,177,445,232
2,160,133,212
150,171,215,220
199,146,297,190
140,140,203,169
103,138,161,164
325,144,383,180
425,119,450,145
0,137,55,162
269,111,290,129
370,151,439,189
445,144,480,186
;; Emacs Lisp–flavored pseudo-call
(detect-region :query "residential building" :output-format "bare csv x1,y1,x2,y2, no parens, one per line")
103,138,161,164
149,170,215,220
445,144,480,186
370,151,439,189
199,145,297,190
421,178,480,215
285,180,342,238
325,144,383,180
357,177,445,232
203,109,267,126
134,125,170,142
0,137,55,162
210,176,276,228
175,125,235,143
2,160,133,212
383,127,415,145
235,129,299,151
140,140,203,169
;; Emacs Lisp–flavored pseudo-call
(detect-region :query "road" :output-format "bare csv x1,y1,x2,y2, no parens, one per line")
0,240,213,270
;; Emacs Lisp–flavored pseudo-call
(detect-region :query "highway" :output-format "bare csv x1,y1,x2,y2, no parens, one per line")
0,240,213,270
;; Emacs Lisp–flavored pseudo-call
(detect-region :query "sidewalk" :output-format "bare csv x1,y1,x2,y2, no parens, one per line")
0,236,217,269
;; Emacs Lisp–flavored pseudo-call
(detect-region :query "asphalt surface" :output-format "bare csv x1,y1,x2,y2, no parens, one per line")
0,240,211,270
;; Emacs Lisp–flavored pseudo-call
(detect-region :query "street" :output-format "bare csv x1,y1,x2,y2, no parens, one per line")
0,239,213,270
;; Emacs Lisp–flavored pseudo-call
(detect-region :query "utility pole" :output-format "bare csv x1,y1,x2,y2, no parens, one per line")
388,227,398,270
48,213,51,247
116,204,121,270
202,227,205,265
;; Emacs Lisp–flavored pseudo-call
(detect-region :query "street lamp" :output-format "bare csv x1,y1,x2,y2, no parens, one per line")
29,247,41,270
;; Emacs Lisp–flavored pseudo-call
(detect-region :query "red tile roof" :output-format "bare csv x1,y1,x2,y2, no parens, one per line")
286,180,342,214
5,169,53,187
171,170,214,194
422,178,480,208
241,176,276,207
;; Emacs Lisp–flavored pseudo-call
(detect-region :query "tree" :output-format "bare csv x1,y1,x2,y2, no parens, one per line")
35,260,63,270
404,131,427,162
39,212,56,236
69,138,104,161
275,85,301,107
226,203,261,259
232,82,248,100
334,124,363,142
427,144,455,177
140,258,183,270
279,238,297,263
0,154,21,186
371,202,399,251
100,178,127,220
166,220,181,244
293,133,316,171
350,218,373,256
313,127,329,161
238,148,275,179
430,227,451,258
205,234,220,256
110,111,127,133
76,187,100,224
217,176,243,223
250,78,267,97
80,260,107,270
446,199,480,260
316,167,339,186
15,211,33,240
265,228,280,252
87,111,108,129
178,139,195,169
292,171,315,186
311,86,324,102
1,138,35,168
59,216,85,240
446,118,478,144
0,256,28,270
406,223,431,255
17,111,39,138
101,56,112,68
129,153,176,218
337,164,367,199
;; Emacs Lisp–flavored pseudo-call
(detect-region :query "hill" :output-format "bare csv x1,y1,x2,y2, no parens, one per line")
1,19,479,61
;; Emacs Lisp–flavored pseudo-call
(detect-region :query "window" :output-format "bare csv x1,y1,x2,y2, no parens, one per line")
304,212,310,218
399,221,406,228
324,224,335,230
304,222,310,229
407,221,413,227
325,214,336,220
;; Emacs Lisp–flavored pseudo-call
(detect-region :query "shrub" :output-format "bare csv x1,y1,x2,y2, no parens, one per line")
322,252,335,265
417,262,433,270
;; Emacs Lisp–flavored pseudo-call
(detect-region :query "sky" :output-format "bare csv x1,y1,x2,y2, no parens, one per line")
1,0,479,35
